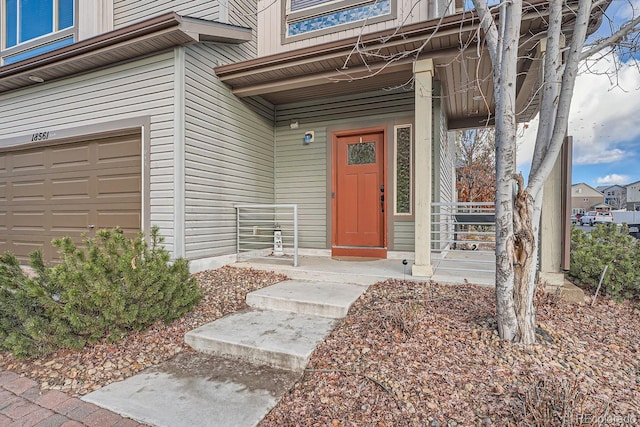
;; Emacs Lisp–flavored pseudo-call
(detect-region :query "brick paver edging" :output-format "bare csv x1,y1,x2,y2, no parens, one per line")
0,370,146,427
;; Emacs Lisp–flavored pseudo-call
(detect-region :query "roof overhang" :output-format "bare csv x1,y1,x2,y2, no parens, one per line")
215,1,607,129
0,13,252,94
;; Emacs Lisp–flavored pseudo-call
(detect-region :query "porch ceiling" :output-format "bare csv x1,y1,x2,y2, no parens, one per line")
0,13,252,94
216,0,605,130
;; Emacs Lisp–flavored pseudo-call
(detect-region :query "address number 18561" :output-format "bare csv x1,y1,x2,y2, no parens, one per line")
31,131,50,142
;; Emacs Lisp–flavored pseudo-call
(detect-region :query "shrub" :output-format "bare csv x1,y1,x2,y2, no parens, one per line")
0,227,201,358
0,251,70,358
569,224,640,301
510,376,607,426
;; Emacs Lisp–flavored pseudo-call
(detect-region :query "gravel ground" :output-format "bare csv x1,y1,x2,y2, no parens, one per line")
1,268,639,426
262,280,640,426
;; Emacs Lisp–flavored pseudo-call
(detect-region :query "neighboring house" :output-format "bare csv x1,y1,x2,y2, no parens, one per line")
596,184,627,209
571,183,606,215
626,181,640,211
0,0,605,276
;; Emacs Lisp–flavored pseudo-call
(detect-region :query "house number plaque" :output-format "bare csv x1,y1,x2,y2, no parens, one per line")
31,131,50,142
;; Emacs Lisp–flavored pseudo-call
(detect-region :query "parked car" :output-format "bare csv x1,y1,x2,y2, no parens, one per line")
579,211,614,226
570,214,579,224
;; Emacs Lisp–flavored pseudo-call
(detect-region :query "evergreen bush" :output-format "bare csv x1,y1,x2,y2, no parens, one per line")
0,227,201,358
569,224,640,301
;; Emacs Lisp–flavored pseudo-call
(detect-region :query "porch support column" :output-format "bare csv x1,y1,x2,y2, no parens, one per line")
539,36,567,287
540,137,571,285
539,146,563,280
412,58,434,277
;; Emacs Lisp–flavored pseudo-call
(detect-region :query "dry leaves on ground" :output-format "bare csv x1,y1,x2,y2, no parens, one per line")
262,280,640,427
2,267,638,426
0,266,286,396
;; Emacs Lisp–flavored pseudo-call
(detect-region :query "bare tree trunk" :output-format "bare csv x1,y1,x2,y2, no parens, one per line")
512,175,537,344
486,0,523,342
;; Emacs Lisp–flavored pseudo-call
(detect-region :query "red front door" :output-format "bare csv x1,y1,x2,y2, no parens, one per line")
332,129,386,257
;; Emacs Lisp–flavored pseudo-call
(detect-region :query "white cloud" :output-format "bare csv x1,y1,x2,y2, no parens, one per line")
596,174,630,185
518,56,640,169
574,148,626,165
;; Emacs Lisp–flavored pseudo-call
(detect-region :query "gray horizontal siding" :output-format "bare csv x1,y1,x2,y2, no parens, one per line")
113,0,258,57
275,90,414,249
274,127,328,249
275,91,414,127
227,0,258,57
184,43,275,260
393,221,415,251
433,88,454,250
0,53,176,253
114,0,219,27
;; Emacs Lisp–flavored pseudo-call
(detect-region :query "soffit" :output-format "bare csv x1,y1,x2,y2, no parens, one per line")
216,1,606,129
0,13,252,94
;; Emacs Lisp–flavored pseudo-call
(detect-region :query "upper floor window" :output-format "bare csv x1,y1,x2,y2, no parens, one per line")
2,0,75,65
285,0,395,41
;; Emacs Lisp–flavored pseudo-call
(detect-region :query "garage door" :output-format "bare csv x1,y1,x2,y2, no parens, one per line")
0,133,142,263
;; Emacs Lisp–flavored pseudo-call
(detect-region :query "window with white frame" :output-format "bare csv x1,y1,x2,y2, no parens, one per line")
1,0,75,66
394,124,412,215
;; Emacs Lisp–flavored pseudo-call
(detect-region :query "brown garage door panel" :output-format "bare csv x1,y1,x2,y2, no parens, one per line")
51,211,92,230
97,174,142,197
11,179,46,201
97,210,142,231
51,177,91,199
51,144,91,168
12,210,46,230
11,150,46,173
98,136,141,161
0,133,142,263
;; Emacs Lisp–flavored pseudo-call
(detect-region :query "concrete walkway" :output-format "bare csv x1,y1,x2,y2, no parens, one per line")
0,369,144,427
82,278,368,427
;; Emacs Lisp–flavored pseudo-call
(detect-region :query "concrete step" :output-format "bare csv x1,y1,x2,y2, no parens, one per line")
234,259,405,286
246,280,367,318
184,309,336,371
547,282,586,304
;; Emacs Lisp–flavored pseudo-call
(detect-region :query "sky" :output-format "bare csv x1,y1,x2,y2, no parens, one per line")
515,0,640,190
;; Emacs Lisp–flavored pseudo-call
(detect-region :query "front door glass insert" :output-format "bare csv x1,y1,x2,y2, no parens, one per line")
347,142,375,165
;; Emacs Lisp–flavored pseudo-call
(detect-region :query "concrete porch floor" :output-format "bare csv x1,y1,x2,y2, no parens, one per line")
235,250,496,287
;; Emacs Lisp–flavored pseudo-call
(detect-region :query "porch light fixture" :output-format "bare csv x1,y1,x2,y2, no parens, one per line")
289,120,299,129
28,75,45,83
304,131,314,144
472,95,483,101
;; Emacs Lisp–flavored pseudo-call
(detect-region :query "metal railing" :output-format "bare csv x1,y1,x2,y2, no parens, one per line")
431,201,496,272
234,204,298,266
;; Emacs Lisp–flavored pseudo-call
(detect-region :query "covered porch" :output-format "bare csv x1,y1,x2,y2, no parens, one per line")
235,251,496,287
215,5,549,278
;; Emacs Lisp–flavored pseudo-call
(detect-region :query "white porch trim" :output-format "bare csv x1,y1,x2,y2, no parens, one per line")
412,58,434,276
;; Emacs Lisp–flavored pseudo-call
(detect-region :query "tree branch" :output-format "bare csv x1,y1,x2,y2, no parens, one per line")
530,0,563,177
472,0,501,67
580,14,640,61
528,0,594,196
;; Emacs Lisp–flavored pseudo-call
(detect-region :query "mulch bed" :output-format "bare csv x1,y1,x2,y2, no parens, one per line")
1,268,638,426
262,280,640,426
